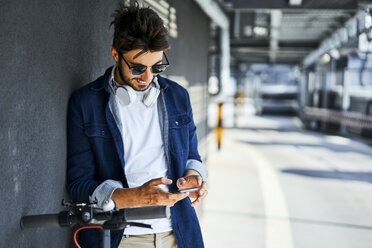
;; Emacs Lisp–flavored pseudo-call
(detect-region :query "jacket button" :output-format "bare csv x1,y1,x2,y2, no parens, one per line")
101,130,105,135
175,121,179,125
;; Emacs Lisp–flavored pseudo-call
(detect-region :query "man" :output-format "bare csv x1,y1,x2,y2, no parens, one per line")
67,2,208,248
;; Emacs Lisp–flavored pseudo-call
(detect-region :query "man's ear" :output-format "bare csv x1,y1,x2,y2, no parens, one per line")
110,45,119,62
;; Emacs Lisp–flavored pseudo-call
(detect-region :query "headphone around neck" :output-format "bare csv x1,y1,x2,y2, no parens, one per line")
110,66,161,107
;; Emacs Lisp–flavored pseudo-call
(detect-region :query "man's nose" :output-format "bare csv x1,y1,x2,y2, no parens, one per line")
141,68,153,83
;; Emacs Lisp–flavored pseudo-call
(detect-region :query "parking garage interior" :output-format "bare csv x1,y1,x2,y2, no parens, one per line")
1,0,372,247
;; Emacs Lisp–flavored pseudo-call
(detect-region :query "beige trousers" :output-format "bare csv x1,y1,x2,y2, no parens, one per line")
119,230,178,248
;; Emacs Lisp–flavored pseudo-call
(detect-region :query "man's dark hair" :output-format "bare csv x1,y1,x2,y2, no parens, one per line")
110,1,170,57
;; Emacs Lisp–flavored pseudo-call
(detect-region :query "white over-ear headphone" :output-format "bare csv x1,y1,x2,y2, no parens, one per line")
110,66,161,107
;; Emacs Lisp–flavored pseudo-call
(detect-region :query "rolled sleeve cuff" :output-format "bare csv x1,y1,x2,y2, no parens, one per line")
185,159,208,181
90,180,123,208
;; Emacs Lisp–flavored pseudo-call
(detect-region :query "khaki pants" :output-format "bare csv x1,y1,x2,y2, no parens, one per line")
119,230,178,248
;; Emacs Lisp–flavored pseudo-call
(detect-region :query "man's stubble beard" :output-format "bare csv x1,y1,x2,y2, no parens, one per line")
117,59,150,92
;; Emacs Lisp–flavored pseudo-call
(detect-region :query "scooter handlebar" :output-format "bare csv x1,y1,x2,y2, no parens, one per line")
124,206,170,221
20,206,170,230
21,214,60,229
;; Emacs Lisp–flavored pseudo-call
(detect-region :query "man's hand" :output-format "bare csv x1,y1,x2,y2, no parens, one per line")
138,177,190,207
112,177,189,209
177,170,208,207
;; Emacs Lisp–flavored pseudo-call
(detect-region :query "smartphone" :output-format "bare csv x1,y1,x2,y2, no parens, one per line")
172,187,199,193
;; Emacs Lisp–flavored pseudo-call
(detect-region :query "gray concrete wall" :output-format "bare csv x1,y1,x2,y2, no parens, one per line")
0,0,210,246
166,0,210,159
0,1,116,247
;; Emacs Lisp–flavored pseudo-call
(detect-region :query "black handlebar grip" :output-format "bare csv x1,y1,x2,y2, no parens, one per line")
21,214,60,229
124,206,170,220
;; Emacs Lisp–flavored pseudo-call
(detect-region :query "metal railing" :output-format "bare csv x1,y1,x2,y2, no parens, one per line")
303,107,372,130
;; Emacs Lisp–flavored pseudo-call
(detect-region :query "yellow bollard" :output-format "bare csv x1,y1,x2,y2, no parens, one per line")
214,102,224,150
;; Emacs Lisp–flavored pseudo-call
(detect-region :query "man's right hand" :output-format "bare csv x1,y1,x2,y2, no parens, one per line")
138,177,190,206
111,177,189,209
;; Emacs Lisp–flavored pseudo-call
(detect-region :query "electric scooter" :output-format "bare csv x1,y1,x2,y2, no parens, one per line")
20,200,170,248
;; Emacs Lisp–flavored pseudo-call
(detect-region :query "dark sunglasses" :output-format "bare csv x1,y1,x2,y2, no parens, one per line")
119,52,170,75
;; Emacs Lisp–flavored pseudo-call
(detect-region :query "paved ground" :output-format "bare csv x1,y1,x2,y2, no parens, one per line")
199,102,372,248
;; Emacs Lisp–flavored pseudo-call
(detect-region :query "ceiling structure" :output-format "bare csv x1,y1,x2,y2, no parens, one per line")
217,0,370,67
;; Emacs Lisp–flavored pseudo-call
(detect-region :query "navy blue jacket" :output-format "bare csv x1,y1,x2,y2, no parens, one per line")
67,67,204,248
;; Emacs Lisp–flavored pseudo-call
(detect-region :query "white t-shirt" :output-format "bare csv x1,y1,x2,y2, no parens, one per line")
115,86,173,235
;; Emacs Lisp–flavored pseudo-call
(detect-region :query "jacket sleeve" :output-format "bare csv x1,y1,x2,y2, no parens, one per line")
66,92,102,202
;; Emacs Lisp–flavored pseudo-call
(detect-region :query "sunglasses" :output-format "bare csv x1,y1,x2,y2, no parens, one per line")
119,52,170,75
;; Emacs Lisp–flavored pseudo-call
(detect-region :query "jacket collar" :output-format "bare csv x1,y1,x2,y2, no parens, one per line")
89,66,169,92
156,75,169,91
89,66,112,93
